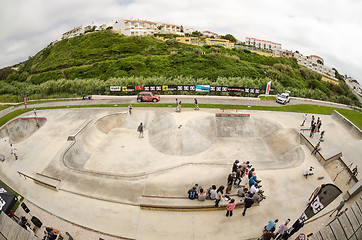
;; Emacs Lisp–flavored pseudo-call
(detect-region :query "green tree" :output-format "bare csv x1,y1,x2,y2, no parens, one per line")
222,34,237,43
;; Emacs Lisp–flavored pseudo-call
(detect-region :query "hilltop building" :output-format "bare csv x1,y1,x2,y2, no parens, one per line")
176,37,234,49
245,37,282,51
293,52,336,79
62,22,114,40
344,75,362,95
202,31,219,38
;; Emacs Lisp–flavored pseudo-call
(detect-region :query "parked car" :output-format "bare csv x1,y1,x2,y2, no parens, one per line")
137,91,160,102
276,91,290,104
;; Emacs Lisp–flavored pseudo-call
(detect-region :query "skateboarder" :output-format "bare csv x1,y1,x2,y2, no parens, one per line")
194,98,199,110
137,123,144,138
10,144,18,160
301,114,307,126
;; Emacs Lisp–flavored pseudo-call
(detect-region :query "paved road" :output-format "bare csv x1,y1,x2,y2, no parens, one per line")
0,95,354,119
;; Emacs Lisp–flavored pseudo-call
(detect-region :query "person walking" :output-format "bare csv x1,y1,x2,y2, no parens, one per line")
242,194,254,216
226,199,236,217
215,186,224,207
194,98,199,110
33,109,37,117
137,123,144,138
301,114,307,126
128,104,132,114
329,199,347,217
10,144,18,160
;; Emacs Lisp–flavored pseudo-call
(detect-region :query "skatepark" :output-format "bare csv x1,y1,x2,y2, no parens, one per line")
0,100,361,239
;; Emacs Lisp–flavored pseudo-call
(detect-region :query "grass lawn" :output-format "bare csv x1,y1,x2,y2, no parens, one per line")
259,96,276,100
0,179,23,212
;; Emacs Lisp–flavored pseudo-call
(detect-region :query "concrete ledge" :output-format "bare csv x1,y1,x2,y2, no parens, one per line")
33,173,61,191
331,110,362,139
216,112,250,117
67,119,93,141
299,133,342,166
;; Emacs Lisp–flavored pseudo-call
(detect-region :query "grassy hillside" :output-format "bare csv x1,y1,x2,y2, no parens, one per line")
0,30,359,106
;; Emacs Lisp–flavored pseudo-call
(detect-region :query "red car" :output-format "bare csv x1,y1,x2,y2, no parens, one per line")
137,91,160,102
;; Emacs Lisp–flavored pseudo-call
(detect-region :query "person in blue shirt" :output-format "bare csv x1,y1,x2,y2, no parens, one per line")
265,219,279,232
188,186,198,200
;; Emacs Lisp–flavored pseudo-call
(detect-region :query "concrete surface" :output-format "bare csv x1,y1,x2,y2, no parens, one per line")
0,104,361,240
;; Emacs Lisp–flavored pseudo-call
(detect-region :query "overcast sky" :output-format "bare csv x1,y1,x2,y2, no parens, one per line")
1,0,361,84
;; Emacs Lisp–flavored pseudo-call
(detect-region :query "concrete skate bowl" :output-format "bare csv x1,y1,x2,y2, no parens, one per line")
0,117,47,143
214,116,305,168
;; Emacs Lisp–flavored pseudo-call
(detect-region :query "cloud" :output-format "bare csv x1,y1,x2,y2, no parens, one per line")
0,0,361,83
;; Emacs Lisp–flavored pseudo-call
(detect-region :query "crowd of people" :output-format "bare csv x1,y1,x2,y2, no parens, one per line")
187,160,266,216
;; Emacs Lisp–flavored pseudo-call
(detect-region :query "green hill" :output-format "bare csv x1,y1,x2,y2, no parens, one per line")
0,30,359,106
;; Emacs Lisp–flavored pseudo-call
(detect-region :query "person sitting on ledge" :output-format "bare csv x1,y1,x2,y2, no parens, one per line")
188,186,198,200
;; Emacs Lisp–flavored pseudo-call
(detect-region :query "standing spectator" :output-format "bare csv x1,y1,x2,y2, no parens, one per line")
215,186,224,207
137,123,144,138
188,186,198,200
300,114,307,126
209,185,217,200
232,160,239,172
198,188,207,201
176,98,180,112
316,120,322,132
248,168,256,180
226,199,237,217
226,173,235,194
310,122,316,138
241,161,251,177
128,104,132,114
311,115,315,127
234,165,243,188
242,194,254,216
329,199,347,217
194,98,199,110
265,219,278,232
33,109,37,117
319,131,325,142
10,144,18,160
275,219,290,239
311,141,321,155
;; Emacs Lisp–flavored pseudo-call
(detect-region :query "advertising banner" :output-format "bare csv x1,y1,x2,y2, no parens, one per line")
282,184,342,239
255,88,260,94
135,85,144,91
265,81,272,96
155,85,162,91
166,85,178,91
0,183,17,214
196,85,210,92
110,86,121,91
228,87,245,92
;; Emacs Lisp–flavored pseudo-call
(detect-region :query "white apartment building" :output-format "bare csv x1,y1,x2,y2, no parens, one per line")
245,37,282,51
62,26,84,39
202,31,219,38
113,20,158,36
344,76,362,95
113,19,184,36
293,52,336,78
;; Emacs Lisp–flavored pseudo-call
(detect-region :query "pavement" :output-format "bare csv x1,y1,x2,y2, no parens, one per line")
0,96,361,240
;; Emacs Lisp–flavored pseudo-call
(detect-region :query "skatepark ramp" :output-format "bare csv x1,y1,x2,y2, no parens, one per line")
0,117,46,143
